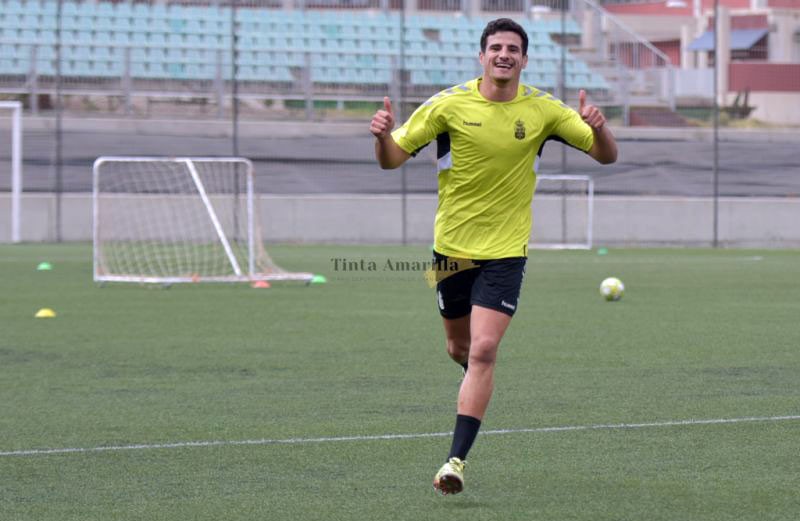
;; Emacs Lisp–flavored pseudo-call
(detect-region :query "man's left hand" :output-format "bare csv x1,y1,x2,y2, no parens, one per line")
578,89,606,130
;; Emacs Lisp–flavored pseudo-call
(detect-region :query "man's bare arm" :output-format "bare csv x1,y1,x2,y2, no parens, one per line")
374,136,411,170
587,125,617,165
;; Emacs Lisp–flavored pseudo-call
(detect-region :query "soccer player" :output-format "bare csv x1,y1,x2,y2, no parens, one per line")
369,17,617,495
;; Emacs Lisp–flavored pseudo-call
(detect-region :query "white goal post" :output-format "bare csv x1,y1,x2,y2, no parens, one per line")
93,157,314,284
1,101,23,243
531,174,594,250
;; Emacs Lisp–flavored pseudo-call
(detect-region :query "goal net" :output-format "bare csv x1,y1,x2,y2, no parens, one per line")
93,157,313,283
531,174,594,250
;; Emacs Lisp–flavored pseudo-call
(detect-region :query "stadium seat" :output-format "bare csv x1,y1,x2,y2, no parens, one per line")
36,45,56,60
3,0,24,14
130,48,147,62
90,46,112,61
35,57,56,76
149,4,170,20
271,66,294,83
0,3,607,94
148,32,167,46
184,63,208,80
0,43,15,58
410,69,429,85
0,57,21,75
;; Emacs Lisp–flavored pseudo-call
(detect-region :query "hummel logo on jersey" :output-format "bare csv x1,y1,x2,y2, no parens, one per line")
463,120,482,127
501,300,516,311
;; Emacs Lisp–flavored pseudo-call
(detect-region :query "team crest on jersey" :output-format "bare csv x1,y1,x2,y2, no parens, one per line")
514,120,526,140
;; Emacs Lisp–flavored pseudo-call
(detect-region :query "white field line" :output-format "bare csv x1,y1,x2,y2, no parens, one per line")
2,415,799,458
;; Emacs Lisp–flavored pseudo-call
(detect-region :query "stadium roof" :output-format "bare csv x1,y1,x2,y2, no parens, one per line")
687,29,768,51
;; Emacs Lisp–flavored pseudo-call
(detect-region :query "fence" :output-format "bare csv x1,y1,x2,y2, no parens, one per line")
1,0,799,245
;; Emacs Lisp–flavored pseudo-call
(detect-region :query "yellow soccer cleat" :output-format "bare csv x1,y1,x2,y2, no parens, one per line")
433,457,466,495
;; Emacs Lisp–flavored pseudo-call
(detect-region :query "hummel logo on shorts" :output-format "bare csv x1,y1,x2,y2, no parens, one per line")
500,300,516,311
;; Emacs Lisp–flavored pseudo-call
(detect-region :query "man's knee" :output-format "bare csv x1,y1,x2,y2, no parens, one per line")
468,337,499,367
446,338,470,360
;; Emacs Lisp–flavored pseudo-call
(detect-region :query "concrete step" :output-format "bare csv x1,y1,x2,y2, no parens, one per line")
569,46,671,108
629,106,690,127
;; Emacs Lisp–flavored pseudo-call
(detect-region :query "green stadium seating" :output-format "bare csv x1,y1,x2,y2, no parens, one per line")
0,1,607,89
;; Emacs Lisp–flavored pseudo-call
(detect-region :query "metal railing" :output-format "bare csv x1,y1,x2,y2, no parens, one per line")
574,0,676,122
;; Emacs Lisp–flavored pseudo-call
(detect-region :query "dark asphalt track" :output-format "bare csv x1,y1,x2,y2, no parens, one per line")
2,127,799,197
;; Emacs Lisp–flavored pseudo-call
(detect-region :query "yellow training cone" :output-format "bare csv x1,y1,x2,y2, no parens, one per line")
35,308,57,318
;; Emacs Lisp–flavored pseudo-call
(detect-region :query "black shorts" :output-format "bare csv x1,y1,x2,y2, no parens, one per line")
433,250,527,319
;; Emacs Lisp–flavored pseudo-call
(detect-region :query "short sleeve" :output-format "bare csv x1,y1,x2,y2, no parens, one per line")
551,105,594,153
391,100,446,156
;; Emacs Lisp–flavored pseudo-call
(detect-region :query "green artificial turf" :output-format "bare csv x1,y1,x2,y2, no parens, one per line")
1,244,799,520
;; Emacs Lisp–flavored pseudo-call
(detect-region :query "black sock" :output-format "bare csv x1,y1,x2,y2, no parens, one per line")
447,414,482,461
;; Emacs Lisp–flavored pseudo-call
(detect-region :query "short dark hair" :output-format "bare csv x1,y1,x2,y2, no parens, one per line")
480,18,528,56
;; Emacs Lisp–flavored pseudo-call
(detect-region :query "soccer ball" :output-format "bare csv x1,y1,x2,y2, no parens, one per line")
599,277,625,301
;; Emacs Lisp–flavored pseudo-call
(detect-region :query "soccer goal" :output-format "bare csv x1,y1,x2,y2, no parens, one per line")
1,101,23,243
93,157,314,284
530,174,594,250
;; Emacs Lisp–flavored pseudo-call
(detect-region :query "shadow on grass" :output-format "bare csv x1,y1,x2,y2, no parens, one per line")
436,498,492,509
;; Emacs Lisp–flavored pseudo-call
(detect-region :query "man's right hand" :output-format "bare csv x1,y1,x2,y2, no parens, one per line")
370,96,410,169
370,97,395,139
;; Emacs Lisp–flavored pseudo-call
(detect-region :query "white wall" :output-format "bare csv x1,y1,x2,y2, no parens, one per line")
674,68,714,98
3,193,800,248
768,10,800,62
748,92,800,125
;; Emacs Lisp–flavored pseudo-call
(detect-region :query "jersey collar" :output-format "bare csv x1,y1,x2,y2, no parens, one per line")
473,77,531,104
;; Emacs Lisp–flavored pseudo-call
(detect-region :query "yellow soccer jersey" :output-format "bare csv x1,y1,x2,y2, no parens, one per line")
392,78,594,259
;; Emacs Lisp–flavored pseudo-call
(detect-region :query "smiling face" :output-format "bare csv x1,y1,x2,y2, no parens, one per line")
479,31,528,87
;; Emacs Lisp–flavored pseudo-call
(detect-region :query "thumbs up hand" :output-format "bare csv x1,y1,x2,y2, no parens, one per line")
370,96,396,139
578,89,606,130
